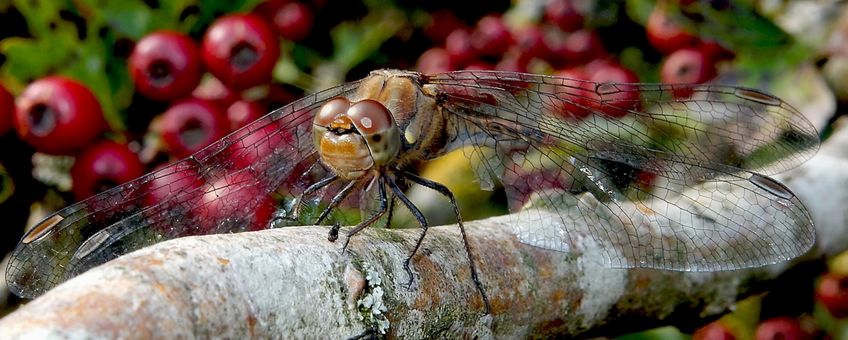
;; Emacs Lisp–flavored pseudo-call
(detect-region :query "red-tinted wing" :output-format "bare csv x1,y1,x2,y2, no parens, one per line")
6,80,364,298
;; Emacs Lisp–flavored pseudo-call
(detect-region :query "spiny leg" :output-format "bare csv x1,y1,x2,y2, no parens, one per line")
287,173,339,222
315,179,358,241
385,175,427,289
341,176,389,252
344,195,394,239
401,171,491,314
383,196,395,229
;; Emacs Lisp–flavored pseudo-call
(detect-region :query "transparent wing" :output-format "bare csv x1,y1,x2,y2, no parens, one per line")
6,80,364,298
425,70,818,271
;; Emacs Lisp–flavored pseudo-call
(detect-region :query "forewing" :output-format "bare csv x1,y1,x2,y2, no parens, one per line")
6,80,363,298
425,70,818,271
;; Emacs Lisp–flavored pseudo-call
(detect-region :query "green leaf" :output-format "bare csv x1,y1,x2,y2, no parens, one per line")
615,326,687,340
0,163,14,204
62,35,126,131
1,34,73,82
329,6,406,73
81,0,156,38
11,0,64,38
619,47,660,83
187,0,261,35
625,0,654,24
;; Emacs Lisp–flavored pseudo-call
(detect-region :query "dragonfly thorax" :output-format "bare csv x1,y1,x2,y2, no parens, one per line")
313,97,401,180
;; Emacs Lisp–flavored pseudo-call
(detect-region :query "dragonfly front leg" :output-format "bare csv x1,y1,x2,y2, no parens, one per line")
316,179,358,242
283,173,338,224
341,176,389,251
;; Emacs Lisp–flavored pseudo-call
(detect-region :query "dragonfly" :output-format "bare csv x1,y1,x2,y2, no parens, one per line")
6,70,818,306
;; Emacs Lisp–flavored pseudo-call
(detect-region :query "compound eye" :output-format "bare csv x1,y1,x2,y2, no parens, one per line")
347,99,394,136
315,97,351,126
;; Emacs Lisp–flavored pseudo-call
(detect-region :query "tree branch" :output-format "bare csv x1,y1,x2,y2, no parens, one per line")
2,132,847,338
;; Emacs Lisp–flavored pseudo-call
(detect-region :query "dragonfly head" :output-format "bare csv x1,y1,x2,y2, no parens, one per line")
313,97,401,179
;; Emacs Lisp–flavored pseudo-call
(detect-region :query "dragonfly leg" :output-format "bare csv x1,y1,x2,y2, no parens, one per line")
314,179,357,241
341,176,389,252
383,196,395,229
400,171,491,314
385,175,427,289
315,179,357,225
281,173,338,224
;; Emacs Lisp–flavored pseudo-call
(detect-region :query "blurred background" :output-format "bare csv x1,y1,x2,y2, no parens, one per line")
0,0,847,338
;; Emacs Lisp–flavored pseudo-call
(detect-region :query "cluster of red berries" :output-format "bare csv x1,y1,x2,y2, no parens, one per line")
694,317,816,340
817,272,848,319
690,270,848,339
647,4,735,88
417,0,734,121
0,1,315,233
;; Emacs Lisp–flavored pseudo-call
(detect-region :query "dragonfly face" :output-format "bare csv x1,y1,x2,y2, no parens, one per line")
312,98,401,179
5,69,819,299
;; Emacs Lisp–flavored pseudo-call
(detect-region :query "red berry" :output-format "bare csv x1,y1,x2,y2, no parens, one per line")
512,26,549,63
194,171,275,232
252,0,287,17
129,31,203,101
471,15,513,57
754,317,808,340
494,52,528,73
544,0,584,33
71,140,143,200
661,48,717,84
661,48,718,98
445,29,476,68
15,77,106,155
422,10,465,43
0,82,14,135
586,62,641,118
143,161,205,209
546,29,607,67
551,68,593,120
692,321,736,340
464,61,494,71
272,1,313,41
201,14,280,90
585,60,640,84
699,41,735,62
227,100,265,131
159,98,229,158
417,47,453,74
816,273,848,318
582,59,612,78
192,76,240,110
646,5,699,54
